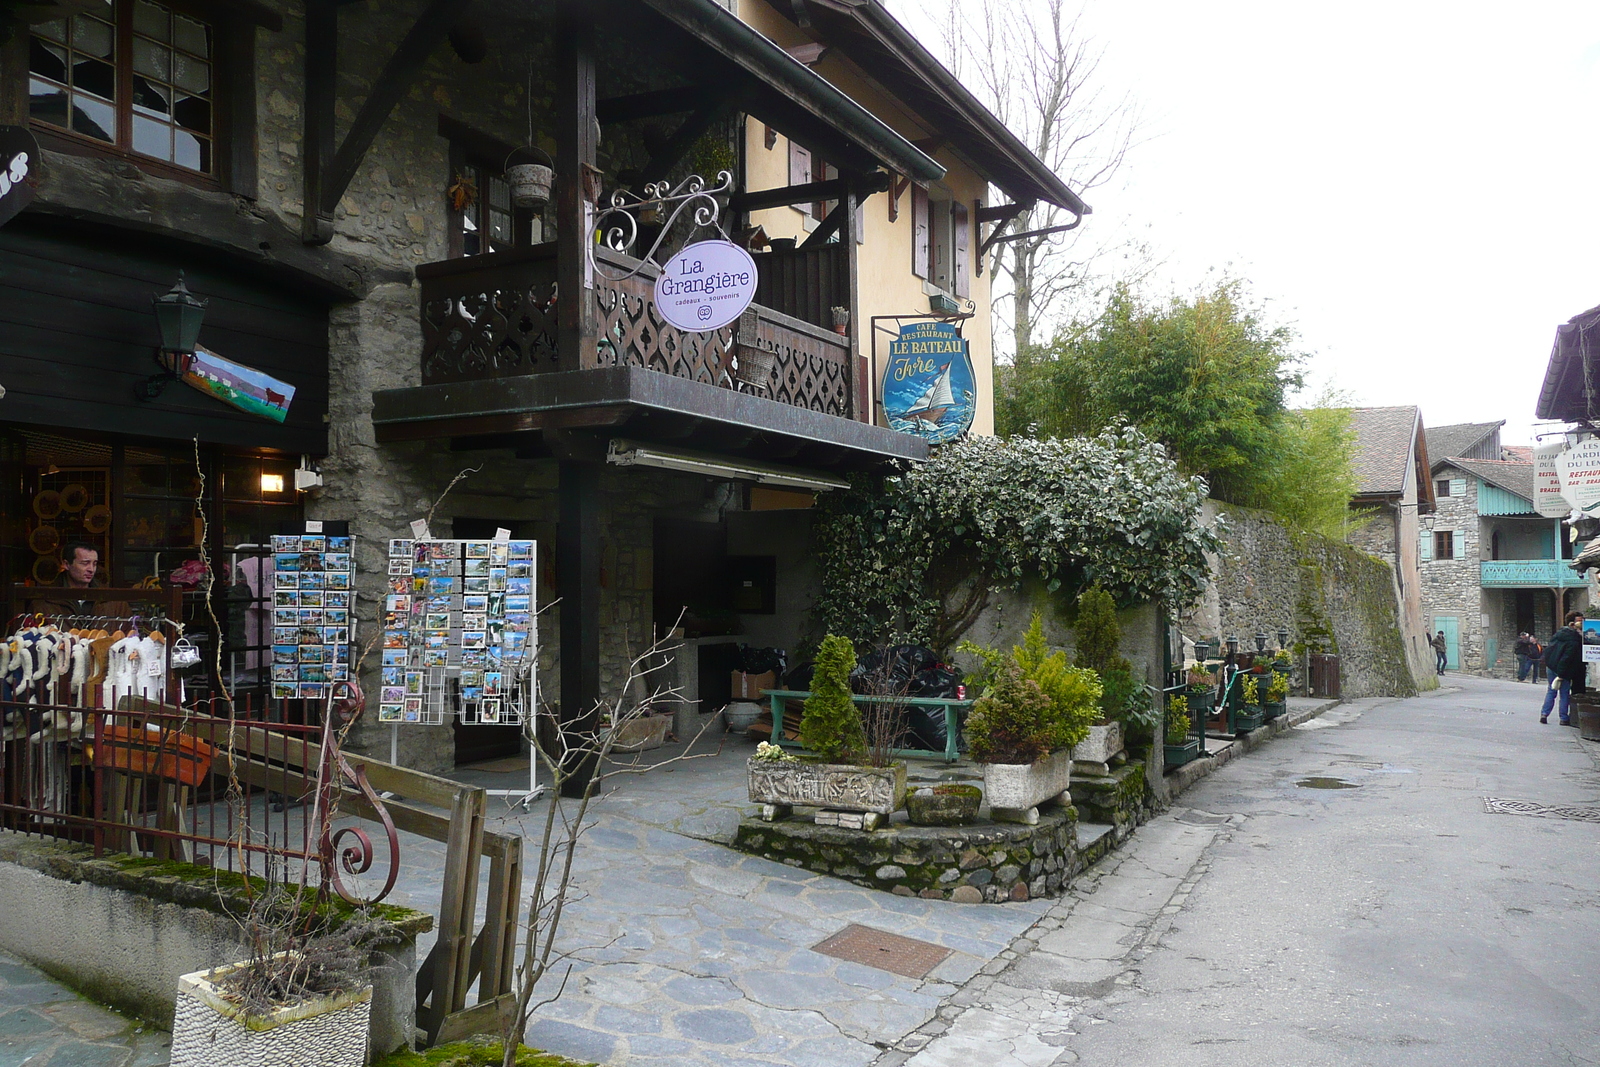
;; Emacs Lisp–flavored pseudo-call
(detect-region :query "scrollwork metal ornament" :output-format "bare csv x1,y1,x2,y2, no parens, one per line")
590,170,735,282
312,680,401,905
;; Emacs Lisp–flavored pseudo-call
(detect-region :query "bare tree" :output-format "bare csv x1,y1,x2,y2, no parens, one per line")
940,0,1144,357
498,630,720,1067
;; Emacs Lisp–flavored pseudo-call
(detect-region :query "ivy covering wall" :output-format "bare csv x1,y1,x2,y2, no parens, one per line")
810,428,1217,652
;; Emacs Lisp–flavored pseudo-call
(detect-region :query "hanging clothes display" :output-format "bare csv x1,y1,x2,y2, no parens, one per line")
1,614,172,711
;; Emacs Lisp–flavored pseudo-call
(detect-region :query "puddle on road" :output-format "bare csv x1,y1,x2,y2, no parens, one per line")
1296,776,1360,790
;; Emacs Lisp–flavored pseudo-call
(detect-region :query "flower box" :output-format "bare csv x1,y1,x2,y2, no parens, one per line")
1164,736,1201,768
1260,700,1286,722
981,748,1073,822
747,757,906,816
1186,687,1215,713
1233,706,1263,733
170,957,371,1067
1071,720,1124,764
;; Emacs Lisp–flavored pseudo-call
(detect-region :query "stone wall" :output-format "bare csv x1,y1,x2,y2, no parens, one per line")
1183,502,1419,698
1418,468,1483,672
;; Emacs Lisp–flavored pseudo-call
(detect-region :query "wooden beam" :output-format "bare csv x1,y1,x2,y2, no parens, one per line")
887,173,909,223
729,170,890,214
597,84,715,124
300,0,336,243
639,96,740,186
800,173,885,249
800,199,846,249
318,0,467,221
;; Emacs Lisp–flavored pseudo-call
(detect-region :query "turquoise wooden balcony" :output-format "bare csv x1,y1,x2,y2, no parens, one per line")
1479,560,1588,588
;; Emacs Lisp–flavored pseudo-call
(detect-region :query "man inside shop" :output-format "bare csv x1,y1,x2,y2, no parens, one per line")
29,542,128,620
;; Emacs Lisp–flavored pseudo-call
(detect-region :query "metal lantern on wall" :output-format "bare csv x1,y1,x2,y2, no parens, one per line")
1277,627,1290,650
1225,635,1240,656
505,146,554,211
1194,640,1211,663
153,272,208,357
1254,633,1268,653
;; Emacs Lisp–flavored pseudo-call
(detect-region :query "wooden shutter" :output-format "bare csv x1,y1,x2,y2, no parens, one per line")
951,200,970,297
912,185,930,279
1452,529,1464,560
1419,529,1432,561
1450,477,1467,498
789,140,812,217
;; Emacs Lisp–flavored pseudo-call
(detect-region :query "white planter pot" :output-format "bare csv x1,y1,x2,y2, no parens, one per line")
981,749,1074,815
170,957,371,1067
748,758,906,815
1071,721,1124,764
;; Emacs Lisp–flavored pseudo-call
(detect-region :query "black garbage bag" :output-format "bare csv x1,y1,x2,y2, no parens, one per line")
783,660,815,692
736,644,787,676
851,644,938,694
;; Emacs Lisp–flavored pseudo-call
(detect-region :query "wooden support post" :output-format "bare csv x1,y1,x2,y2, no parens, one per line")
300,0,337,244
558,459,602,797
420,785,486,1044
841,176,865,421
555,14,597,366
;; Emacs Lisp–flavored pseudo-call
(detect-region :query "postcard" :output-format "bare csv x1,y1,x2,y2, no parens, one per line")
507,561,531,579
480,699,501,724
300,591,324,608
297,609,323,626
298,626,322,645
382,666,402,686
405,671,424,695
505,612,531,628
272,535,299,553
460,669,484,687
300,535,325,553
272,683,298,700
324,608,348,626
274,591,298,608
332,665,348,680
298,551,324,572
461,630,486,649
508,540,533,558
323,626,348,645
298,571,325,591
488,568,507,592
326,591,350,609
422,649,448,668
300,665,329,683
387,558,411,576
429,543,456,563
403,707,421,723
506,595,530,612
466,541,491,559
326,572,350,590
274,570,299,589
272,645,298,665
273,553,301,572
461,648,487,668
378,704,402,723
271,664,297,682
328,535,352,551
425,612,451,631
462,577,488,594
299,683,325,700
462,612,485,630
273,608,297,626
464,558,489,578
484,671,502,695
299,644,327,663
404,696,422,716
463,595,488,613
425,633,449,651
324,552,351,572
272,626,297,645
506,577,531,596
461,686,482,702
381,648,409,667
381,685,405,704
389,538,412,558
489,543,508,565
428,576,457,596
389,576,410,594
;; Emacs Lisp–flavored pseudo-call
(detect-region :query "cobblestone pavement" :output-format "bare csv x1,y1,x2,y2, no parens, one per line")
384,738,1054,1067
0,952,170,1067
875,676,1600,1067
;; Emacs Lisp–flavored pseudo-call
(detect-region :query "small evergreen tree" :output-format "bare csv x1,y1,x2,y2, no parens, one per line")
964,661,1056,765
799,635,865,763
1074,587,1138,723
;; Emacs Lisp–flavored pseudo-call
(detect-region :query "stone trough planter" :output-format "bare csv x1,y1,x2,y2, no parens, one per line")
170,956,371,1067
905,784,982,826
748,757,907,828
1072,721,1123,763
980,749,1073,825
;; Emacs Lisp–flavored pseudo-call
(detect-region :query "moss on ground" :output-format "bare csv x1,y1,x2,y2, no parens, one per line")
373,1039,594,1067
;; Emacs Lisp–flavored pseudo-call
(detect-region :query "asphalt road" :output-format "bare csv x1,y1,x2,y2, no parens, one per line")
889,675,1600,1067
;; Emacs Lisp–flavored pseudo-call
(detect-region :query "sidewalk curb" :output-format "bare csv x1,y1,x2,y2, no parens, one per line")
1163,697,1343,801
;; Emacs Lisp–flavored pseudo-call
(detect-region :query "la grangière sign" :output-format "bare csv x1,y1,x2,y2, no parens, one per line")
653,239,758,332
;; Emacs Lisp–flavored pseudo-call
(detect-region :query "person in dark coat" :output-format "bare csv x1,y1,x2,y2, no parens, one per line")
1431,631,1448,675
1539,611,1586,725
1514,632,1537,682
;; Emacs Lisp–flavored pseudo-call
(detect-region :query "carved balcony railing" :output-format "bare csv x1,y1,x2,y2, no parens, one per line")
417,244,855,419
1478,559,1587,588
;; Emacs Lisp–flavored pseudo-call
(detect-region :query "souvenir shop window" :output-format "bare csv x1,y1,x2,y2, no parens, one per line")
27,0,234,180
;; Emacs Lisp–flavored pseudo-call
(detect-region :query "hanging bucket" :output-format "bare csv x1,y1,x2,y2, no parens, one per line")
505,147,554,211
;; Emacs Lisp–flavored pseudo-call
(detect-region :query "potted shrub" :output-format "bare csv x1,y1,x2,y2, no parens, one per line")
1069,589,1133,762
746,635,906,827
1261,670,1289,721
961,614,1100,824
1163,694,1200,767
1185,662,1215,714
1233,673,1263,733
1271,649,1292,673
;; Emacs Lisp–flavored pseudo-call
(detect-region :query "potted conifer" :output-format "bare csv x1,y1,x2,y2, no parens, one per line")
1163,694,1200,767
746,635,906,828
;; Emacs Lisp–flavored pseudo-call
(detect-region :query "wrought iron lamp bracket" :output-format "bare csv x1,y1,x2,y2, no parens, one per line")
589,170,735,283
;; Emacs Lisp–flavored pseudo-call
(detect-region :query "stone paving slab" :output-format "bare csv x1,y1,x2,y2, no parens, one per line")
0,952,169,1067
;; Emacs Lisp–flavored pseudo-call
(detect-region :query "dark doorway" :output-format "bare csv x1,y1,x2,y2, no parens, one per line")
451,517,539,765
653,518,737,713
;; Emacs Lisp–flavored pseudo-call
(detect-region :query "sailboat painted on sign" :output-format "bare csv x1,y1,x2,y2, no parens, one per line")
882,321,975,444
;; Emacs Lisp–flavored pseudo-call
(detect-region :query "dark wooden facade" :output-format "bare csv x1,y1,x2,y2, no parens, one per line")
0,217,331,455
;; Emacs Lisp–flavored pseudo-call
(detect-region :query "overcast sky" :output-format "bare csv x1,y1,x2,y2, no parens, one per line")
895,0,1600,447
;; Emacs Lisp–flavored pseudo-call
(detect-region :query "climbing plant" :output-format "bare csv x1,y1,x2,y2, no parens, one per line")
811,427,1217,653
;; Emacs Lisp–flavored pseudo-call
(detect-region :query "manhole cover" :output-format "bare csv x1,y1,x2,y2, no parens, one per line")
812,924,953,979
1296,777,1359,789
1483,798,1600,823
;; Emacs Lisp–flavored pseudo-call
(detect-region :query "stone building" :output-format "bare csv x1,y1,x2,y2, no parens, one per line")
0,0,1085,776
1416,421,1585,676
1346,405,1435,686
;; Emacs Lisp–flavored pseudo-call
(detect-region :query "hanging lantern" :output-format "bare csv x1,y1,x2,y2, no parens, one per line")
505,146,554,211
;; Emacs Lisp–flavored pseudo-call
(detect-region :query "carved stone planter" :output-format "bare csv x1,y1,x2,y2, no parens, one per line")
981,749,1074,825
1071,721,1124,765
607,715,671,752
170,957,371,1067
748,758,906,825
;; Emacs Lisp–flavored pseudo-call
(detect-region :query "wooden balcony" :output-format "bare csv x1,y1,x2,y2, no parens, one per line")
417,244,854,419
1478,559,1587,589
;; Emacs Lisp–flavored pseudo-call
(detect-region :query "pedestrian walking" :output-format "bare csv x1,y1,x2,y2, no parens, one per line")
1514,632,1537,682
1431,630,1448,675
1530,635,1546,682
1539,611,1586,726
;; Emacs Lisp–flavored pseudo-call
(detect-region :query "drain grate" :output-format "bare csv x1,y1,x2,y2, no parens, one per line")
812,924,953,979
1483,797,1600,823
